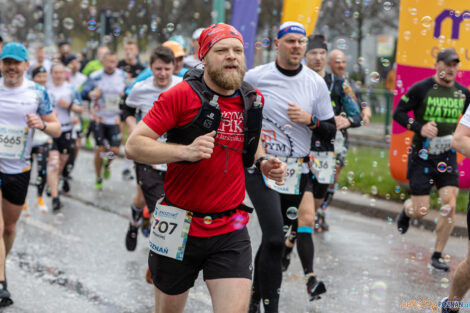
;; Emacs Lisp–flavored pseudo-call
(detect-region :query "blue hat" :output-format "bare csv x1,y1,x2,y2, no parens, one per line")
277,22,306,39
0,42,28,61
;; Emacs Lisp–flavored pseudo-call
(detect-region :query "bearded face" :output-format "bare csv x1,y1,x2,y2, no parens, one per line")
206,54,246,91
203,38,247,91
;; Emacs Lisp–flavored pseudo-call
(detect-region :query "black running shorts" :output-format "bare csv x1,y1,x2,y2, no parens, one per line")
134,162,165,212
406,149,459,196
93,123,121,147
0,171,31,205
51,130,75,154
304,175,329,199
149,227,252,295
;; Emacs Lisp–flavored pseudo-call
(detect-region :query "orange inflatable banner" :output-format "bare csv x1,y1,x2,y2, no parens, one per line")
390,0,470,188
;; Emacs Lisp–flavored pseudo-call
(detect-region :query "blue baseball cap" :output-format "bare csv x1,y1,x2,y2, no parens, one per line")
0,42,28,61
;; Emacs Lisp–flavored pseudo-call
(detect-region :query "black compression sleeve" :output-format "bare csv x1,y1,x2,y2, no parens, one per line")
348,115,362,128
312,117,336,140
393,83,425,134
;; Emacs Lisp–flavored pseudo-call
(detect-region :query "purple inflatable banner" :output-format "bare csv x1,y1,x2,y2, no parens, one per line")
231,0,260,69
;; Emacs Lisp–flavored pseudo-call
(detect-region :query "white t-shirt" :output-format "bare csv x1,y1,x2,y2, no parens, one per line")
0,78,53,174
29,59,52,74
83,68,127,125
69,72,87,91
126,75,182,116
47,82,81,132
244,62,334,158
184,55,201,68
459,105,470,128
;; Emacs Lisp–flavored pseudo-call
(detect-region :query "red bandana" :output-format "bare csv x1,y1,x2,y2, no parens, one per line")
198,23,244,61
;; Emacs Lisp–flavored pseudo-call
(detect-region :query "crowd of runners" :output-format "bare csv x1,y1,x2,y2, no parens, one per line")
0,20,469,313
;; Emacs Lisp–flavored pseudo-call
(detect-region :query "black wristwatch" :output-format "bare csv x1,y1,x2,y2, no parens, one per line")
255,156,268,170
308,115,318,128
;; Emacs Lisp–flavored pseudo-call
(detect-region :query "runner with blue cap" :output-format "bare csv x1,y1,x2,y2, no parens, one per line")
0,42,61,306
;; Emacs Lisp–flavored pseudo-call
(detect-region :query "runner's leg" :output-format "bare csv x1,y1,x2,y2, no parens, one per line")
435,186,458,253
153,287,189,313
245,168,283,312
207,278,251,313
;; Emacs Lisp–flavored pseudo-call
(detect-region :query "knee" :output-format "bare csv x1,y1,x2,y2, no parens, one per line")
47,155,60,172
264,233,285,250
3,224,15,237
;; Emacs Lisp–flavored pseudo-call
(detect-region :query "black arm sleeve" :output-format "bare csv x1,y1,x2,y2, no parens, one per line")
392,82,426,134
348,115,362,128
312,117,336,141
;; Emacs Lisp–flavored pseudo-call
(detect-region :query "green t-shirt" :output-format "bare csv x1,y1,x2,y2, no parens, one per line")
81,60,103,76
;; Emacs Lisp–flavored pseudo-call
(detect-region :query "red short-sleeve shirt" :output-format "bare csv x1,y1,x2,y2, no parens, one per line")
143,81,263,237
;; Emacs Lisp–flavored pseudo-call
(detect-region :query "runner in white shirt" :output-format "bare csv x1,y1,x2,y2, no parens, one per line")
65,54,87,91
28,45,52,78
46,63,83,211
81,52,127,189
244,22,336,311
444,106,470,312
63,54,86,193
0,42,61,306
122,46,182,284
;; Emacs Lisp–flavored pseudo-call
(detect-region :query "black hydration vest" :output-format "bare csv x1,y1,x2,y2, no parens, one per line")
166,68,263,167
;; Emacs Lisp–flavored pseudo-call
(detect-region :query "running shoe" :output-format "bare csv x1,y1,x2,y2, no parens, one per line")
125,224,139,251
0,288,12,307
95,178,103,190
52,197,62,212
122,168,134,181
307,275,326,301
37,196,48,214
429,257,450,272
397,199,412,234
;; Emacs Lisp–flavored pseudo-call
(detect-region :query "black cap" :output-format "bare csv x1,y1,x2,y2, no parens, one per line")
32,66,47,78
307,34,328,52
437,48,460,64
58,41,69,48
64,54,77,66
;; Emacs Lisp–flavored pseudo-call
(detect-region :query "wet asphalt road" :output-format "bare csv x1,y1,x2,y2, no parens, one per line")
4,150,469,313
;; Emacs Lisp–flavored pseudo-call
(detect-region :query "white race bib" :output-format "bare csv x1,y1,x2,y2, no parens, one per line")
309,151,336,184
263,156,303,195
149,200,192,261
428,135,452,155
103,94,121,113
0,124,28,159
